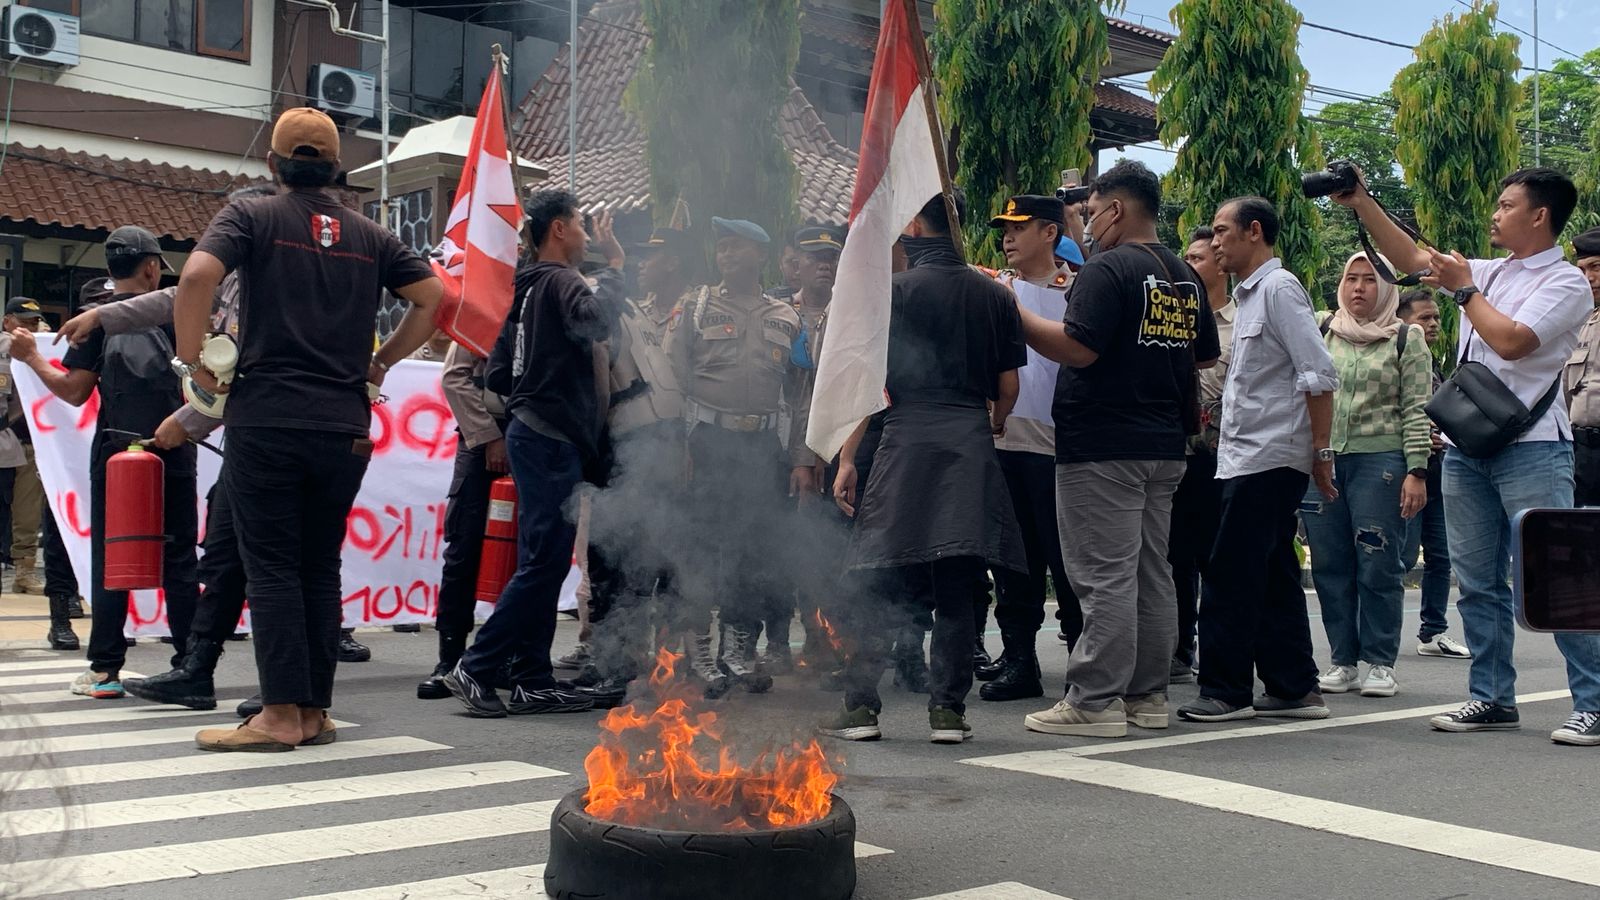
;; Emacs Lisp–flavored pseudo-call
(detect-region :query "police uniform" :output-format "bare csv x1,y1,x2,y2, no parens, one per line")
1564,304,1600,504
666,217,806,695
976,196,1083,702
581,228,694,700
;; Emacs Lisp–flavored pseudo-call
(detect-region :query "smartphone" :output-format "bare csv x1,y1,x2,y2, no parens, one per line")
1512,507,1600,633
1061,168,1081,187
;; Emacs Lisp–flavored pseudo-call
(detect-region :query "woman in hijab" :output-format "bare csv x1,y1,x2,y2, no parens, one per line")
1304,252,1433,700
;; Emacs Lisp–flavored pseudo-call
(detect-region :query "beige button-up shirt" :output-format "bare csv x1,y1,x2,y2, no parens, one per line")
1563,306,1600,429
666,283,805,421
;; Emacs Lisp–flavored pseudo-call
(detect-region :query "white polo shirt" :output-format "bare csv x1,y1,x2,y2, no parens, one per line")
1465,247,1593,443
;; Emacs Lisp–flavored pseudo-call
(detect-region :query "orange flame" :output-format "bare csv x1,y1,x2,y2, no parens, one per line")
813,609,845,653
583,647,839,831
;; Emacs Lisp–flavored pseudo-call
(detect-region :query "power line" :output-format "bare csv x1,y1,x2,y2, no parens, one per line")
1453,0,1584,62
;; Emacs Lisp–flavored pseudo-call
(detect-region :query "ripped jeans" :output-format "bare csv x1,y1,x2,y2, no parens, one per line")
1301,450,1407,668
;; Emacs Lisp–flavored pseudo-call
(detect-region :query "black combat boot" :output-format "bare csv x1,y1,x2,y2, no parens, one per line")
975,650,1008,682
47,595,80,651
719,625,773,694
417,631,467,699
125,637,223,710
689,631,731,699
979,634,1043,702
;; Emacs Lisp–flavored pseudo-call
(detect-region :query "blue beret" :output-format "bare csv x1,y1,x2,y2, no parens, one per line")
711,216,771,245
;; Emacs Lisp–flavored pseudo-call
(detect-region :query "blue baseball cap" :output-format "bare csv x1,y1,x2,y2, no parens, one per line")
711,217,771,245
1055,235,1085,267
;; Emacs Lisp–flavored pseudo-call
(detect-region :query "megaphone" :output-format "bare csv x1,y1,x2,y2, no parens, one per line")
181,334,238,418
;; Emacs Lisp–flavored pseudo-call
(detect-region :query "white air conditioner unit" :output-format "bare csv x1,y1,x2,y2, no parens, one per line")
308,63,377,120
2,5,81,67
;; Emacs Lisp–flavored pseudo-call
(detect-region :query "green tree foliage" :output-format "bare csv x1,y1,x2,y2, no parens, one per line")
1150,0,1324,288
1514,50,1600,176
1392,1,1521,364
629,0,800,254
933,0,1110,263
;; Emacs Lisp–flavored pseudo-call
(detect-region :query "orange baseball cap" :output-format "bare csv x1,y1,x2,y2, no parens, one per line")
271,107,341,161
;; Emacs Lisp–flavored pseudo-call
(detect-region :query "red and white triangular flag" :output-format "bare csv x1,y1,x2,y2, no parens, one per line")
432,60,523,358
804,0,943,459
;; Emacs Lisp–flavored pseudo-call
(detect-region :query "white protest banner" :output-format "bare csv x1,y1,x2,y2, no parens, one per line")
15,343,578,637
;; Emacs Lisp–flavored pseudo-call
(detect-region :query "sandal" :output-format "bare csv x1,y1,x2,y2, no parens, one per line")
300,712,337,746
195,715,297,753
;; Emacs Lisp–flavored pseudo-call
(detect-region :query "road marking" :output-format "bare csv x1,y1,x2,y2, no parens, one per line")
0,720,357,758
0,698,252,733
0,800,563,897
915,885,1072,900
1,760,564,837
972,754,1600,889
298,845,897,900
965,689,1574,763
0,678,152,707
0,671,143,689
0,659,84,673
9,736,447,790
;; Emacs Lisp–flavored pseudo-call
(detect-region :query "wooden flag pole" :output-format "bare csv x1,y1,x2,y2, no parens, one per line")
899,0,965,263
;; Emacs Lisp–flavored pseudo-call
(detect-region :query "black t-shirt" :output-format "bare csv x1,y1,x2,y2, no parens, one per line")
62,293,197,474
884,258,1028,406
194,189,434,435
1052,242,1220,463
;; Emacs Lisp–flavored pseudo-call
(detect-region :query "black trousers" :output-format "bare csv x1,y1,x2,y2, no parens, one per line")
682,426,787,633
436,435,497,639
1167,449,1222,666
993,449,1079,645
42,507,79,601
1196,467,1317,708
0,465,13,563
224,427,369,709
844,556,985,715
87,454,200,674
186,481,249,644
1575,430,1600,507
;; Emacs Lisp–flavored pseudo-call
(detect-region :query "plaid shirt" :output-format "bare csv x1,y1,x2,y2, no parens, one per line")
1318,312,1433,471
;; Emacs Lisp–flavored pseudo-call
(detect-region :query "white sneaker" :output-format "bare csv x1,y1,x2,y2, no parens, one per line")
1417,634,1471,659
1317,664,1359,693
1359,664,1398,697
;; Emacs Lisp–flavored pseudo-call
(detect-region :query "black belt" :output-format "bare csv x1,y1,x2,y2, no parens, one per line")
1575,425,1600,444
892,389,986,409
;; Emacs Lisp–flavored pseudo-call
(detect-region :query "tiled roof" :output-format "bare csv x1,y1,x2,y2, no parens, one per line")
1107,17,1176,44
514,0,856,225
1094,82,1158,119
0,144,248,244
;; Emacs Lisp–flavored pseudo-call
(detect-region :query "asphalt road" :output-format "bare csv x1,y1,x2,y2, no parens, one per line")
2,593,1596,900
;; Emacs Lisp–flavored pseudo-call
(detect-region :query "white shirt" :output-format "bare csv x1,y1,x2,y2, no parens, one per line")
993,267,1070,457
1465,247,1593,443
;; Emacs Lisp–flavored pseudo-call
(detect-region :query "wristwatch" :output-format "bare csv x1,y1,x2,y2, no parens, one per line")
1315,448,1336,462
1453,285,1479,307
170,356,198,380
1408,467,1428,479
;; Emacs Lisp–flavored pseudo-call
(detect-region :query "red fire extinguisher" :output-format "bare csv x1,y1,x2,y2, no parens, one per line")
475,476,518,602
104,443,165,591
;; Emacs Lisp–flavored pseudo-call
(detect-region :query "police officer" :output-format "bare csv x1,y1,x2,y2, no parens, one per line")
1564,227,1600,505
667,217,808,696
578,227,696,704
976,195,1082,702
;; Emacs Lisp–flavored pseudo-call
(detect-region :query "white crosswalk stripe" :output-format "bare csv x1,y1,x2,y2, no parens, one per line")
1,760,563,837
0,671,140,689
0,679,151,707
0,659,89,673
0,698,253,731
0,719,356,756
10,735,447,789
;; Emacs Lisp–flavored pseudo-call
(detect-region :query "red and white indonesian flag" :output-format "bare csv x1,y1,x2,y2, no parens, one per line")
432,62,523,357
804,0,943,460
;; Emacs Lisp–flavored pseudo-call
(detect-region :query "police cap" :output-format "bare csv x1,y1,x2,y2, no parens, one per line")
990,195,1067,229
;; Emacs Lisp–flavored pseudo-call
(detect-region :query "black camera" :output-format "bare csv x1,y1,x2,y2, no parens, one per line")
1056,185,1092,205
1302,159,1361,199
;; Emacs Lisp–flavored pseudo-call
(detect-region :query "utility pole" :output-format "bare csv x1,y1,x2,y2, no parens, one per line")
569,0,578,191
1534,0,1541,166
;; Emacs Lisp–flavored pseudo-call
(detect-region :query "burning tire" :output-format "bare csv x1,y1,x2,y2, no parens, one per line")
544,788,858,900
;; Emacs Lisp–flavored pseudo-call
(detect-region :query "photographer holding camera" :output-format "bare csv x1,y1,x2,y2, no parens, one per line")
1334,165,1600,746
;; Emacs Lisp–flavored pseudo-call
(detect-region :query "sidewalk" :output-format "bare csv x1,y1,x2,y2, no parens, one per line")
0,591,54,646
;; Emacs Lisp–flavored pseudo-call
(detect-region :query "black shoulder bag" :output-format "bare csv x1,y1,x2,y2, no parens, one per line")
1424,268,1561,458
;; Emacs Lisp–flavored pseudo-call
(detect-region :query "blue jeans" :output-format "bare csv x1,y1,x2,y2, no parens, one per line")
1444,441,1600,711
1402,470,1453,640
1301,451,1407,667
459,419,582,688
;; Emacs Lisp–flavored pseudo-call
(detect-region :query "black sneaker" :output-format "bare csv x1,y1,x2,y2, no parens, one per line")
1177,695,1257,722
575,675,631,710
392,623,422,633
236,694,263,718
506,683,595,715
443,663,508,718
417,662,453,700
1429,700,1519,732
1253,691,1331,719
1549,710,1600,746
337,630,372,663
124,669,217,710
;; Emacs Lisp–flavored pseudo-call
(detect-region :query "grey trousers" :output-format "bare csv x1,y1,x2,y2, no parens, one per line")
1058,459,1186,710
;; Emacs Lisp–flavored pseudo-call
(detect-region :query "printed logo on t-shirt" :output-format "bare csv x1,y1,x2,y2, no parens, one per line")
1137,274,1201,348
311,214,342,249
